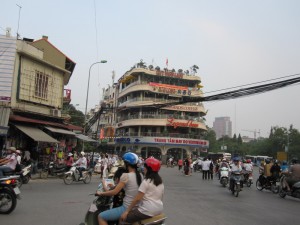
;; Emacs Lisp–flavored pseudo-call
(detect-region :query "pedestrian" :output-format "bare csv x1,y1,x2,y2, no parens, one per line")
178,158,183,171
201,157,210,180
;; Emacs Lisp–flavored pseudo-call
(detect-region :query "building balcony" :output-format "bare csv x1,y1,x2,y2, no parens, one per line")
63,89,71,104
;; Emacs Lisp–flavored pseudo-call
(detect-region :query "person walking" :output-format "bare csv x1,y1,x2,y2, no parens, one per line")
201,158,210,180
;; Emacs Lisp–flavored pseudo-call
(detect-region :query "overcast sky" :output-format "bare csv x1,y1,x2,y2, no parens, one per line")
1,0,300,138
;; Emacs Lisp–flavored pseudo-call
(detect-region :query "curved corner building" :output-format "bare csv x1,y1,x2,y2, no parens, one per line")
114,67,209,162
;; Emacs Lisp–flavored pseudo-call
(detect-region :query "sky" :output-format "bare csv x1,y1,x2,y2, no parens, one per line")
1,0,300,138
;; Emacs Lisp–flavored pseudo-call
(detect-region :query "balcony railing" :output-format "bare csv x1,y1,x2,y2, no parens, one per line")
117,113,205,123
115,132,203,139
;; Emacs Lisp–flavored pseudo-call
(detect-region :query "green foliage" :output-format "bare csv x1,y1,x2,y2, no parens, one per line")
62,103,85,127
205,125,300,160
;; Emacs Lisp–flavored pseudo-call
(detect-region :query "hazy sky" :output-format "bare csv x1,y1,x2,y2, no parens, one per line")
1,0,300,138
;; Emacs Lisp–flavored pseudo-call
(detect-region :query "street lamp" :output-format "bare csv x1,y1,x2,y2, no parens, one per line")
84,60,107,134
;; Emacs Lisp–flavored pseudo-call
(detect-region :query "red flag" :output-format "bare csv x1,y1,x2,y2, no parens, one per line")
166,58,168,67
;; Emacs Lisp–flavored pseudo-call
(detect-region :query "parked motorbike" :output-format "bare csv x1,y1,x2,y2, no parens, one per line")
80,192,167,225
243,171,253,187
278,174,300,199
256,175,279,193
220,167,229,187
40,161,68,179
229,172,242,197
63,164,92,185
0,175,21,214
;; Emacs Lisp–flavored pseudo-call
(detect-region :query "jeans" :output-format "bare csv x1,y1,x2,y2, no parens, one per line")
0,165,13,177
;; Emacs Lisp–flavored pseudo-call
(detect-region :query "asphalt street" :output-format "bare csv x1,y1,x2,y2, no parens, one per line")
1,167,299,225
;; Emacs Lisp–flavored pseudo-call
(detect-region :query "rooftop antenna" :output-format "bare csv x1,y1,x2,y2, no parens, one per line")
16,4,22,39
112,70,115,85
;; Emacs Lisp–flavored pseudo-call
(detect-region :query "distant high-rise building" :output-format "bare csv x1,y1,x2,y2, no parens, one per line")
213,117,232,140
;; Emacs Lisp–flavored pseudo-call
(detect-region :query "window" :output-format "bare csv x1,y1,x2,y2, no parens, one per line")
35,70,49,99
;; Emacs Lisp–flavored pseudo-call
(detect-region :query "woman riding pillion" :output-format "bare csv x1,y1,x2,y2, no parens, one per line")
97,152,142,225
120,157,164,224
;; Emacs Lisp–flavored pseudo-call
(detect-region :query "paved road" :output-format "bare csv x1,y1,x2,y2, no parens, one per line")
1,167,299,225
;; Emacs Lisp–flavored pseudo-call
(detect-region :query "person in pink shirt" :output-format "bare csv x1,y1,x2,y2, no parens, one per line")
0,147,18,177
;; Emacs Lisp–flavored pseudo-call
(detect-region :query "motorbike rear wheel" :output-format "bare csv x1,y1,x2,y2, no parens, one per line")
22,175,30,184
256,179,263,191
83,174,92,184
0,189,17,214
246,180,252,187
64,174,73,185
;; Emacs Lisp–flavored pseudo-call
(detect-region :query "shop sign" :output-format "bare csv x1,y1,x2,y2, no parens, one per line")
155,70,184,79
115,137,131,143
166,117,199,128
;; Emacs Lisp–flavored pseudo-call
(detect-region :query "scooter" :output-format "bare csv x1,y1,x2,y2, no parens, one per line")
220,167,229,187
278,174,300,199
79,190,167,225
40,161,68,179
3,164,32,188
256,175,279,193
229,172,242,197
243,171,253,187
0,175,21,214
63,163,93,185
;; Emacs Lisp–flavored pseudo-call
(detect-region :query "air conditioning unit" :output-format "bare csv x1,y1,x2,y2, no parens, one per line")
50,109,61,117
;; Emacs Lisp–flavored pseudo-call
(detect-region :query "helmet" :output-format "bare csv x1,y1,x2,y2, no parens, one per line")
122,152,138,165
246,159,251,163
265,159,270,164
222,158,226,162
16,150,21,154
274,159,278,164
68,153,73,157
145,158,161,172
233,157,240,162
80,151,85,156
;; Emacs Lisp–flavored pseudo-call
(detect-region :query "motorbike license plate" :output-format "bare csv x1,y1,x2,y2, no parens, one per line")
88,203,98,212
14,187,21,195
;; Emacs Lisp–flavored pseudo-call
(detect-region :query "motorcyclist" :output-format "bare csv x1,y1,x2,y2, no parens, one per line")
270,159,281,180
0,147,18,177
282,158,300,192
96,152,142,225
120,157,164,224
218,158,230,180
229,157,243,191
75,151,87,179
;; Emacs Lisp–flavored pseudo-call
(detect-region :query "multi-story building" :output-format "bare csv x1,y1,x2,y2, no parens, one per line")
212,117,232,140
110,65,209,162
0,32,83,156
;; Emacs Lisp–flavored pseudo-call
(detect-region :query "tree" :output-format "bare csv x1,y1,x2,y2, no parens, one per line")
190,65,199,74
62,103,84,127
155,66,160,71
148,65,154,70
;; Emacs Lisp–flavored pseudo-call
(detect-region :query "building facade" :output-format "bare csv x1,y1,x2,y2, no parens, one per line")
95,65,209,163
0,32,85,159
212,116,232,140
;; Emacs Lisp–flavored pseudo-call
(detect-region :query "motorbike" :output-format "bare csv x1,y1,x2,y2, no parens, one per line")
0,175,21,214
40,161,68,179
278,174,300,199
63,163,93,185
243,171,253,187
256,175,279,193
229,172,242,197
3,164,32,188
219,167,229,187
79,191,167,225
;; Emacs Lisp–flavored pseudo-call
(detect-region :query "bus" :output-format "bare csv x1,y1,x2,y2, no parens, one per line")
245,155,273,166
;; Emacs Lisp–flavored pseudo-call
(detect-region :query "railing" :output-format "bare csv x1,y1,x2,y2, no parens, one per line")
118,97,179,107
114,132,203,139
117,114,205,123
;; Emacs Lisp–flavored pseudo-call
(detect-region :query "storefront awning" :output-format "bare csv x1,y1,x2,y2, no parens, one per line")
15,125,59,143
75,134,98,142
44,126,76,135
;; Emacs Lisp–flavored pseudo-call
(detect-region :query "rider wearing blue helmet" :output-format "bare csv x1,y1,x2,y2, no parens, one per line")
97,152,142,225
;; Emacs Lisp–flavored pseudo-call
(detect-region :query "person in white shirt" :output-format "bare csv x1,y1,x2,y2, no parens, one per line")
230,157,243,190
202,158,211,180
75,151,87,178
0,147,18,177
120,157,164,223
